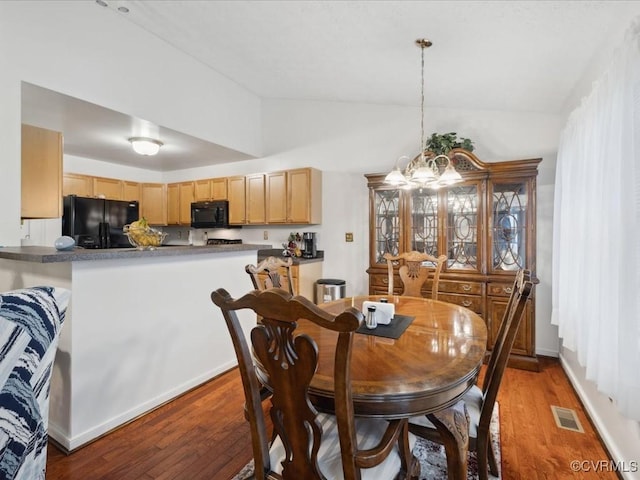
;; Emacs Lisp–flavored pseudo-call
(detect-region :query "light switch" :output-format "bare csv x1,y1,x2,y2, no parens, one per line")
345,232,353,242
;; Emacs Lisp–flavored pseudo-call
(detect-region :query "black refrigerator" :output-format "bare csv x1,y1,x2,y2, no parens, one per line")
62,195,139,248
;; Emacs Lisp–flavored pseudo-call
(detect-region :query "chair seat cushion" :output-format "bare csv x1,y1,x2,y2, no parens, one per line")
269,412,417,479
408,385,483,439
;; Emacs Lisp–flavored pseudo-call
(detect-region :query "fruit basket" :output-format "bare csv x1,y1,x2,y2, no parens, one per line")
123,224,167,250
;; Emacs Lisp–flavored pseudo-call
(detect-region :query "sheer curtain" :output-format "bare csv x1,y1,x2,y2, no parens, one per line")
552,19,640,421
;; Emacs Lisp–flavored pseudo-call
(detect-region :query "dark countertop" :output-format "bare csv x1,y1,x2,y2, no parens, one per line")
257,248,324,265
0,244,270,264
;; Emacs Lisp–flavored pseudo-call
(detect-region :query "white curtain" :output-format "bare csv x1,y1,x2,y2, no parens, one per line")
552,18,640,421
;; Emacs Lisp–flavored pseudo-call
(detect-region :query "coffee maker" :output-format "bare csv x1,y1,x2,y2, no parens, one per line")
302,232,317,258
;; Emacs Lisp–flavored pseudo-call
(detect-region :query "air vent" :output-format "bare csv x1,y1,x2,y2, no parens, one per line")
551,405,584,433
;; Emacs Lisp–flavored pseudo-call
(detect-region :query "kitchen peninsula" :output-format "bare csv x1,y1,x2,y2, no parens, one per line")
0,243,268,451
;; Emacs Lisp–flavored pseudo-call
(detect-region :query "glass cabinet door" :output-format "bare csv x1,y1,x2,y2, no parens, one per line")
408,188,439,256
372,188,401,264
445,183,480,271
490,180,528,273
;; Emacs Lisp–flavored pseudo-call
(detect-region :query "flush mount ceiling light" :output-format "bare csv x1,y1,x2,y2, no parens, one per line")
128,137,163,156
384,39,463,189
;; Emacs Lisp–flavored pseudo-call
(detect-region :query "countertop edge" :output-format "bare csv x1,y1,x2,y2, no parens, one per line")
0,244,271,263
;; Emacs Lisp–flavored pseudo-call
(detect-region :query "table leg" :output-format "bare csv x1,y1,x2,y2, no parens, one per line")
426,401,470,480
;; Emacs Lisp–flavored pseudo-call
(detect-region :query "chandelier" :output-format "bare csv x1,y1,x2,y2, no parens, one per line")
384,39,463,189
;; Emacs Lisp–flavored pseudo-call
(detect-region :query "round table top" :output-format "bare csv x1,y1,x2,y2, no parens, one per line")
302,295,488,419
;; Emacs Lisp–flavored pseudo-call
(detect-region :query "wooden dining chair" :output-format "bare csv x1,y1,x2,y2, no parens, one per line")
245,256,295,295
408,269,534,480
384,251,447,300
211,288,419,480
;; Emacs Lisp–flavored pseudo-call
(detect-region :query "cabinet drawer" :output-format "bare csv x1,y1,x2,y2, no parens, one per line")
438,280,483,295
438,293,483,314
487,283,515,297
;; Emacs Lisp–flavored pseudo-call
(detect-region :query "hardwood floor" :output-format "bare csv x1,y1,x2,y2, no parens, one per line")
46,356,615,480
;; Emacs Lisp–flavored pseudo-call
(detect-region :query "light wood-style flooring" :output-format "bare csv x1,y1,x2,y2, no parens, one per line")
46,356,615,479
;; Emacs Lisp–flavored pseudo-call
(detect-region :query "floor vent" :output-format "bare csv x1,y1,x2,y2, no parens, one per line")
551,405,584,433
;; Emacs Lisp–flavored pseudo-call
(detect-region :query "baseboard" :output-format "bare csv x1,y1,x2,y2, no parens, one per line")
535,347,559,358
559,352,639,480
48,360,238,451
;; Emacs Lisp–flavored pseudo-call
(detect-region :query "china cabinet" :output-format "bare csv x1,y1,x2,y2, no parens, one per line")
366,149,541,370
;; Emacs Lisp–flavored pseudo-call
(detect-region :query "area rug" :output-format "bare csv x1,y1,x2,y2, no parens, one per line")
231,405,500,480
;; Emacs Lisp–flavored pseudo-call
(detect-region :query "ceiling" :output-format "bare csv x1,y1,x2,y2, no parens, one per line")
21,0,640,171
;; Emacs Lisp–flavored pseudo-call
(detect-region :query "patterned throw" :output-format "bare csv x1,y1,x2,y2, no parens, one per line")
0,287,67,480
232,405,501,480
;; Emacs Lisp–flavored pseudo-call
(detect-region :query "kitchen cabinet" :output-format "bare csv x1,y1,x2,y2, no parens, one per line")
167,183,179,225
63,173,93,198
123,181,141,202
227,176,246,225
167,182,193,225
266,171,287,223
21,124,62,218
210,177,228,200
141,183,167,225
365,149,540,371
194,179,211,201
246,174,266,224
265,168,322,225
178,182,194,224
287,168,322,224
93,176,123,200
194,177,228,201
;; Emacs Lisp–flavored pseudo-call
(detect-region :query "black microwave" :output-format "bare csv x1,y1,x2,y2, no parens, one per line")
191,200,236,229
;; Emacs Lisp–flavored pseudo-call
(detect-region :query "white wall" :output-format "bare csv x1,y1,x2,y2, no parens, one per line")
0,0,261,246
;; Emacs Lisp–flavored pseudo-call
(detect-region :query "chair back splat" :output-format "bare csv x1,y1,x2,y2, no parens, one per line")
246,256,295,295
212,288,418,480
383,251,446,299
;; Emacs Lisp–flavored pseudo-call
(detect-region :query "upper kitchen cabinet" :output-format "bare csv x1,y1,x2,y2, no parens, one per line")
63,173,93,198
210,177,228,200
246,174,266,224
194,177,228,201
365,150,540,371
123,181,141,202
265,168,322,224
93,176,123,200
178,182,194,225
266,171,287,223
168,182,194,225
21,124,62,218
141,183,167,225
286,168,322,224
227,176,246,225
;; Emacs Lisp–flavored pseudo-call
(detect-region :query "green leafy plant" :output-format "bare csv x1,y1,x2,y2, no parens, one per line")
425,132,474,155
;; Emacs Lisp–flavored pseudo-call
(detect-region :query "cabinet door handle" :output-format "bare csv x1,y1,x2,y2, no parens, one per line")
382,278,388,284
462,284,472,292
504,287,513,294
462,300,473,307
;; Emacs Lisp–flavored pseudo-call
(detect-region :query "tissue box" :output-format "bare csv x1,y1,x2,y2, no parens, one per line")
361,301,395,325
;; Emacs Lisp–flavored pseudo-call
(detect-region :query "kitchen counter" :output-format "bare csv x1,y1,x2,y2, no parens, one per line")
0,243,268,451
257,248,324,265
0,243,268,263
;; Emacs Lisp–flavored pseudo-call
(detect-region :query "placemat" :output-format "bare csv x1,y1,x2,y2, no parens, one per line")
356,314,415,339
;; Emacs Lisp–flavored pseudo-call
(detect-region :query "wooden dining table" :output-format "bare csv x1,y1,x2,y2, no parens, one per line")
305,295,488,480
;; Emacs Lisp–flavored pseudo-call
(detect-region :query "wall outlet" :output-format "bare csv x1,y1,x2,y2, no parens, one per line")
345,232,354,242
263,230,269,240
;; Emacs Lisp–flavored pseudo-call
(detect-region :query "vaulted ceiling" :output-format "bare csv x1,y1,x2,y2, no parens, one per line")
21,1,640,170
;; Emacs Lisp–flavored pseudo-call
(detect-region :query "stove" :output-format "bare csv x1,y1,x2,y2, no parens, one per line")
207,238,243,245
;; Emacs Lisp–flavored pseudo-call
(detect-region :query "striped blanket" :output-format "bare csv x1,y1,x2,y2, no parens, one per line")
0,287,67,480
